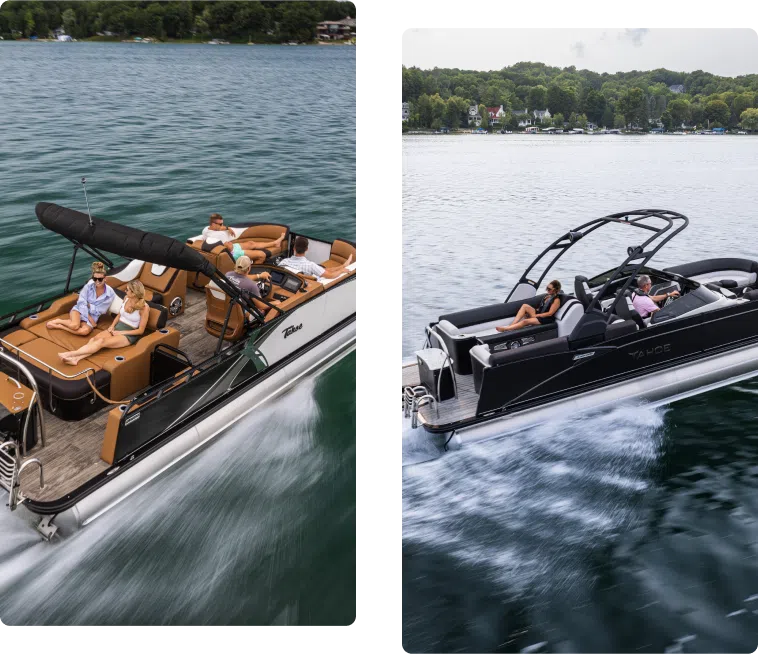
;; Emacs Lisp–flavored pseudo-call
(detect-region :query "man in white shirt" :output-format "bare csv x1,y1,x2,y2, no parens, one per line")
278,236,353,279
203,213,286,264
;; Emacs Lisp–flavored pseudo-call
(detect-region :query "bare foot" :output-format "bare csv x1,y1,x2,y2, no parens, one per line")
496,326,507,332
47,320,61,330
276,232,286,246
345,253,353,266
58,352,74,364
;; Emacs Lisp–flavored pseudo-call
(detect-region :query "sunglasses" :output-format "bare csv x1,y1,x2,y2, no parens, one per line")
546,286,555,292
214,221,224,227
93,276,105,283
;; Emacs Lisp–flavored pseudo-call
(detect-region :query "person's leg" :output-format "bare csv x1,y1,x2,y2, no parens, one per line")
61,333,130,366
244,232,286,250
48,309,81,330
500,317,540,332
243,249,267,264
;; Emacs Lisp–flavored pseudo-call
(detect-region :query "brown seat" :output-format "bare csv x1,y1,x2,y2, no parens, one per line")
108,263,187,316
264,278,325,323
320,239,356,269
204,281,248,341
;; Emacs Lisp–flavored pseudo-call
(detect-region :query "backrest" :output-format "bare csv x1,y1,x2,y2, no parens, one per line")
204,281,246,341
107,291,168,330
236,223,290,242
554,296,584,338
613,291,645,329
574,275,593,309
138,263,180,293
329,239,356,266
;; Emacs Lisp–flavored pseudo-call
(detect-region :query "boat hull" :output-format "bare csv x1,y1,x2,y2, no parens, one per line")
421,338,758,448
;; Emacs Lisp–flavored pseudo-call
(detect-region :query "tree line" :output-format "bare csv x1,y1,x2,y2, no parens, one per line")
0,1,355,43
403,62,758,131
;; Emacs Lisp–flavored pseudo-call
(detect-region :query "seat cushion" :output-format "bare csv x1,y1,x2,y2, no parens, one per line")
0,328,38,349
17,337,102,380
321,239,356,268
116,282,163,306
28,321,95,351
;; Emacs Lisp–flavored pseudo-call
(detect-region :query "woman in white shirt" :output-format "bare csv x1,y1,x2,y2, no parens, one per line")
59,280,151,366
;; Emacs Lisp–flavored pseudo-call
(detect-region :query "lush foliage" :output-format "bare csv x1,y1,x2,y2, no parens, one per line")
0,1,355,42
403,62,758,130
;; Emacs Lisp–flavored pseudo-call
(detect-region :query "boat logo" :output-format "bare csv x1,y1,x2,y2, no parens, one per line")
283,323,303,339
125,412,141,426
629,343,671,360
573,352,595,361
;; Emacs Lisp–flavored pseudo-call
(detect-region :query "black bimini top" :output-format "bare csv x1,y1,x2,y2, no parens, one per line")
35,202,216,277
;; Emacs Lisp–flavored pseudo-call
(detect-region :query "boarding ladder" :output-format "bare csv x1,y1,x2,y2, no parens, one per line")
0,350,46,511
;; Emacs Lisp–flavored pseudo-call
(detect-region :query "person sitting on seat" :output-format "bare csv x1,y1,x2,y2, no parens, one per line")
203,213,286,265
496,280,562,332
278,236,353,280
224,255,272,314
47,261,115,336
58,280,150,366
631,275,680,319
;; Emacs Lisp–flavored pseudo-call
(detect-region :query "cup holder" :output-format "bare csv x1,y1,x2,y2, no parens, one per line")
159,329,169,334
115,355,125,362
29,314,39,320
118,404,127,412
13,392,24,400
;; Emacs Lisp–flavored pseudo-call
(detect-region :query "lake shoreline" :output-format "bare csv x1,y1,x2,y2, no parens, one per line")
4,37,355,47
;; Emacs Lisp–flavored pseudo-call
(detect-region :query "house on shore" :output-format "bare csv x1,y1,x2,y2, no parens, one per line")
402,102,410,121
512,109,532,127
487,105,507,123
316,17,356,41
533,108,552,124
468,105,482,127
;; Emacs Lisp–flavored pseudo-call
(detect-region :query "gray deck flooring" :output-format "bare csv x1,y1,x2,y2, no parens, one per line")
402,361,480,429
18,289,218,502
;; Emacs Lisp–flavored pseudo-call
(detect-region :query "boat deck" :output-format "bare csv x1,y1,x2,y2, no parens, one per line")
402,361,480,429
18,289,218,502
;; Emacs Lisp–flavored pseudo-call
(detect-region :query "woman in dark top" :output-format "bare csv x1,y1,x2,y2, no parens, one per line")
496,280,562,332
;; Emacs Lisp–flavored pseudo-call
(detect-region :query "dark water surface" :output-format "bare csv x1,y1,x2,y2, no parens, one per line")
403,135,758,651
0,42,354,625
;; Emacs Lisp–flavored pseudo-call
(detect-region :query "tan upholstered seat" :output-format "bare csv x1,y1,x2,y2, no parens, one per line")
108,264,187,316
264,278,325,323
320,239,356,269
186,223,290,289
204,281,248,341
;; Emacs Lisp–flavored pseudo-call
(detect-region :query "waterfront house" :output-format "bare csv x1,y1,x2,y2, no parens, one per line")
512,110,532,127
587,121,598,130
402,102,410,121
487,105,507,123
316,17,356,41
533,109,552,123
468,105,482,127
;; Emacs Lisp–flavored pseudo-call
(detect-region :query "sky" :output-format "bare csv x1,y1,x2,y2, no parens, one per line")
403,29,758,77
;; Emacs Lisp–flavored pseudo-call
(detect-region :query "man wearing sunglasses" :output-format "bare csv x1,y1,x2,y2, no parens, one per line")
202,213,286,265
47,261,116,336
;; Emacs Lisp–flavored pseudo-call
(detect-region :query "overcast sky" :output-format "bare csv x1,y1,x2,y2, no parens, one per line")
403,29,758,77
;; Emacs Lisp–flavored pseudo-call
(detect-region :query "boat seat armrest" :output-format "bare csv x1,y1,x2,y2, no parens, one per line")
20,293,79,329
469,343,492,368
435,320,461,337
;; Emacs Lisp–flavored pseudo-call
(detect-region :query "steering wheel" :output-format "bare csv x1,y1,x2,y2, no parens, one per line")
257,279,272,299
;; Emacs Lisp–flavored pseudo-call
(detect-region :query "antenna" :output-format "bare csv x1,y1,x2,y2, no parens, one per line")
81,177,93,227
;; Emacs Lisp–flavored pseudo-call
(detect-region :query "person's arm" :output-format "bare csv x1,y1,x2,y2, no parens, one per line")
107,314,119,334
536,298,560,318
121,306,150,336
650,290,679,303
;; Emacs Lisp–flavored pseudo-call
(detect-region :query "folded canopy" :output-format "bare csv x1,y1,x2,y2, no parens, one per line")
36,202,216,276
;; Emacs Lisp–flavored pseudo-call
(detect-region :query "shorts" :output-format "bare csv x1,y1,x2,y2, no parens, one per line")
72,302,97,329
537,316,555,325
115,321,140,345
231,243,244,260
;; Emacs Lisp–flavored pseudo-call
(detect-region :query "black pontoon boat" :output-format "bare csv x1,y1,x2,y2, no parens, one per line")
403,209,758,452
0,203,355,536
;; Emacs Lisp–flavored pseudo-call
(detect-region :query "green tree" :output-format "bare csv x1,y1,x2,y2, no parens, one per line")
478,103,488,129
617,87,647,128
732,93,755,123
690,103,705,127
527,85,548,112
552,112,564,128
279,1,320,42
614,114,626,129
705,99,730,127
583,89,606,124
576,113,588,129
23,8,34,37
431,118,442,131
568,112,577,129
62,7,76,36
417,94,433,127
547,83,576,117
660,111,674,131
600,105,614,128
667,98,691,127
740,108,758,131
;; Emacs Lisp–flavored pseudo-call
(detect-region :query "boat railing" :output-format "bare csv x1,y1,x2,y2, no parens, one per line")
0,349,48,512
0,336,99,414
0,292,68,331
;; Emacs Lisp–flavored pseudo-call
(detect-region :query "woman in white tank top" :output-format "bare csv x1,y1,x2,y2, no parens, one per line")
59,280,152,366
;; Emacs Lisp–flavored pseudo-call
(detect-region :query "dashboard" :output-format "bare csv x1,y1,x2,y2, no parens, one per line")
253,267,303,293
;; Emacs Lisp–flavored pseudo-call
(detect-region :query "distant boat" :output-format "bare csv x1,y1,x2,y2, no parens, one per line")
207,39,230,45
738,131,748,135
